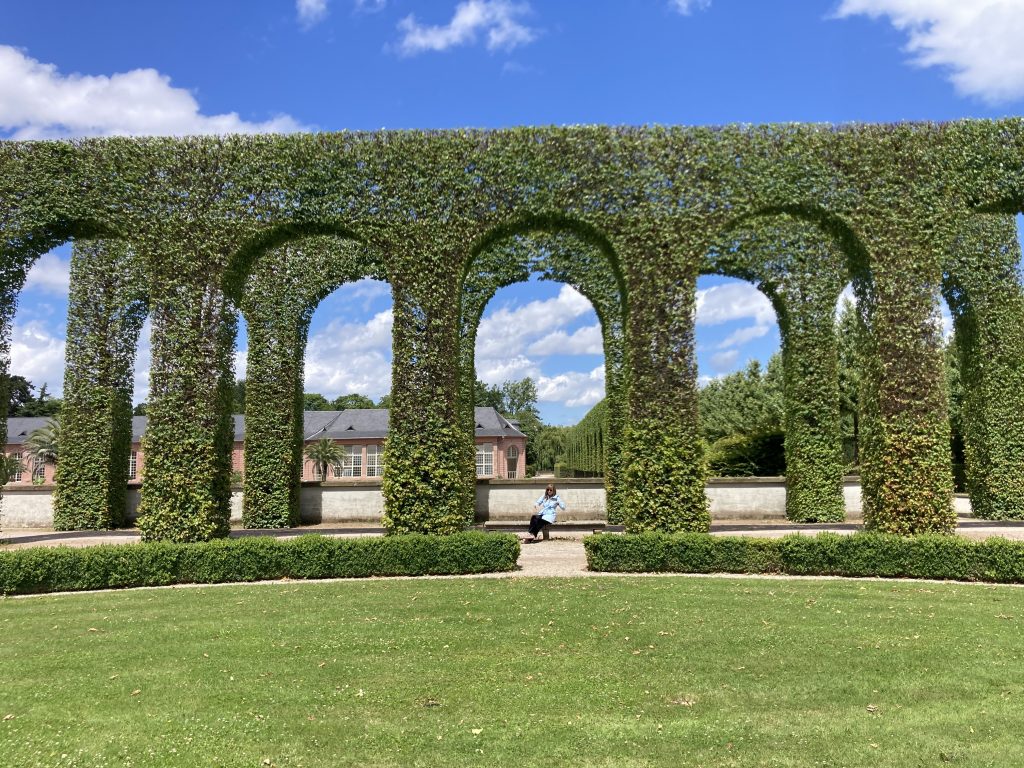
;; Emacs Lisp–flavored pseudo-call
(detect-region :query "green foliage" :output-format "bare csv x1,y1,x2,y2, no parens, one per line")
14,381,62,417
303,438,344,482
0,453,22,483
0,532,520,595
584,532,1024,583
563,399,606,477
303,393,331,411
24,419,59,466
705,431,786,477
6,374,34,415
699,358,784,443
332,393,375,410
9,121,1024,540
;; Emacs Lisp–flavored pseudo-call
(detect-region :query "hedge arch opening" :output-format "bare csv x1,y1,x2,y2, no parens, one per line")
460,220,628,525
236,232,389,529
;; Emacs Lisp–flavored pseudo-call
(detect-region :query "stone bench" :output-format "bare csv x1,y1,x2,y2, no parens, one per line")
482,520,624,540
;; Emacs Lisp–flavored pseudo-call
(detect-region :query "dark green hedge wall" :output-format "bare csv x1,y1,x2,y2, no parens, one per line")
4,122,1024,540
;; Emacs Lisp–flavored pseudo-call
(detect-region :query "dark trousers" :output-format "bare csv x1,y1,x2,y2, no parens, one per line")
529,514,551,537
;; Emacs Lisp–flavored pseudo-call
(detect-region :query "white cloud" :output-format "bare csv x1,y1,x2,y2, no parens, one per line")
709,349,739,372
835,0,1024,103
22,251,70,296
475,284,592,358
0,45,305,139
670,0,711,14
396,0,537,56
696,282,775,326
302,309,393,398
297,0,329,26
132,319,153,405
527,324,603,356
476,354,539,386
10,321,66,396
717,323,771,350
536,365,605,408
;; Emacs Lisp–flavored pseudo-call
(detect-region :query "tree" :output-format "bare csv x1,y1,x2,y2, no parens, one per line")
14,381,62,417
232,379,246,414
532,424,568,474
133,402,148,416
500,378,539,418
0,453,23,483
304,438,344,481
303,393,331,411
25,419,60,470
6,375,34,416
376,393,392,409
473,380,503,409
333,393,375,410
698,357,784,444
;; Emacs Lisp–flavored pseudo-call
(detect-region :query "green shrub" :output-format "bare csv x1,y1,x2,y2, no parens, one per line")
584,532,1024,584
706,431,786,477
0,532,520,596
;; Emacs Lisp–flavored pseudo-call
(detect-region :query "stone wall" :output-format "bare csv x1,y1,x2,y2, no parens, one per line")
1,477,973,528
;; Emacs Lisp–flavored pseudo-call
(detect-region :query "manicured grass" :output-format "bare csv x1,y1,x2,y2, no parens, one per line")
1,576,1023,767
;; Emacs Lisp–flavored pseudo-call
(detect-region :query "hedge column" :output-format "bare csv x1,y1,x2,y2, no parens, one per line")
945,215,1024,520
136,238,237,542
855,202,955,534
54,240,147,530
619,236,708,533
383,259,470,534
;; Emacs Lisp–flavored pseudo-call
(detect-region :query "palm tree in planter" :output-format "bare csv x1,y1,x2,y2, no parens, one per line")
25,420,59,483
304,438,344,481
0,453,23,483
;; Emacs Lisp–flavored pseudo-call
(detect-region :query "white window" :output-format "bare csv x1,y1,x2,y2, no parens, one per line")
506,445,519,479
128,451,138,480
334,446,363,478
33,455,45,481
9,453,21,483
476,443,494,477
366,444,384,477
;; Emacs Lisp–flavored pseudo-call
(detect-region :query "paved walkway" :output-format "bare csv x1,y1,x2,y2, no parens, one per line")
4,519,1024,579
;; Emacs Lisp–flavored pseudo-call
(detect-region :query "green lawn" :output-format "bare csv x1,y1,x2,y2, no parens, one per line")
1,576,1023,767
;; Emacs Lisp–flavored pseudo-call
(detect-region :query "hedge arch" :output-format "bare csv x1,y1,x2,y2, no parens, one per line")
704,213,853,523
4,122,1024,540
238,232,387,529
460,217,628,524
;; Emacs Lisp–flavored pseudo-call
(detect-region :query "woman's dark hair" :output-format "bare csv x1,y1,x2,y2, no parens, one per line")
545,484,557,497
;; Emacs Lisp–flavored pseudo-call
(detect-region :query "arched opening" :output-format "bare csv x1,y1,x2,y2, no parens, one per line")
461,221,627,523
235,233,389,528
1,231,149,531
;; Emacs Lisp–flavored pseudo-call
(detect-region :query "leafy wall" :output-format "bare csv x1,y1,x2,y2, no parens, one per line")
3,122,1024,539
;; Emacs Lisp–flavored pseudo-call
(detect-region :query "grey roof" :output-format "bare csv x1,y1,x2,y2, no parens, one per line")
13,407,524,445
5,417,54,445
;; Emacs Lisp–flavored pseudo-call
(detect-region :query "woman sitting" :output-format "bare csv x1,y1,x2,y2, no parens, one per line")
527,483,566,542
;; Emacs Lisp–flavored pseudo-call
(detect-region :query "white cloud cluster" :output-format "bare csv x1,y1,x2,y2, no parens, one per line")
297,0,330,26
0,45,304,139
670,0,711,15
396,0,537,56
536,366,605,408
696,281,775,327
835,0,1024,103
22,252,71,296
10,321,66,395
303,309,394,399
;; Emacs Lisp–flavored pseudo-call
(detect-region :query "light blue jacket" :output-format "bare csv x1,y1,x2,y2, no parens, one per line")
535,493,566,523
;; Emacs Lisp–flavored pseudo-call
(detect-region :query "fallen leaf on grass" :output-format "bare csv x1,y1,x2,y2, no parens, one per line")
130,690,141,697
866,705,879,713
471,728,483,735
3,714,14,721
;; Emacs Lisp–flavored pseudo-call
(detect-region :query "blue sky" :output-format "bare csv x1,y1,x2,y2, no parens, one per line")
4,1,1024,424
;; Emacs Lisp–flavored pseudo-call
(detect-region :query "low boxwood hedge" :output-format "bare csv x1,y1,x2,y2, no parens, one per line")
0,532,520,596
584,532,1024,584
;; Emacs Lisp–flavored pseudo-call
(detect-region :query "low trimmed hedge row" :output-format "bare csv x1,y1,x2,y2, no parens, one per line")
0,532,520,596
585,532,1024,584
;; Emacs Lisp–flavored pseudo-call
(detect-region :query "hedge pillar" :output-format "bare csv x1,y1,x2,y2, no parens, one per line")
946,215,1024,520
54,240,147,530
856,213,955,534
383,271,470,534
136,243,236,542
619,243,708,533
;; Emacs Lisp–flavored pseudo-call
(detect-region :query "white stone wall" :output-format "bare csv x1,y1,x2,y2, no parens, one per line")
0,478,975,528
